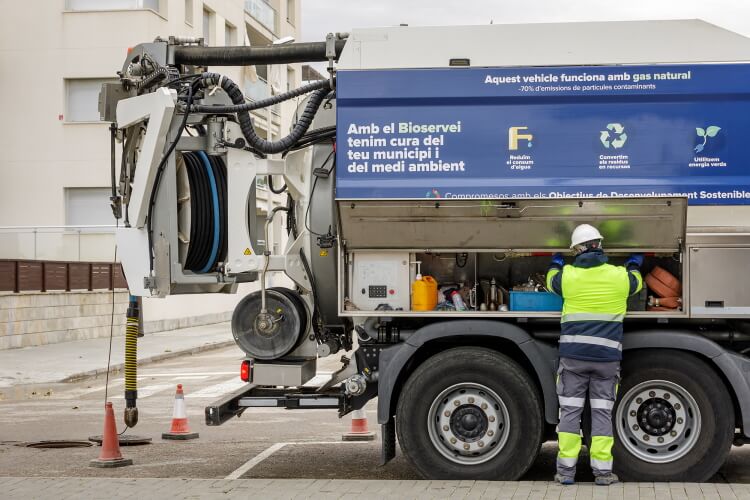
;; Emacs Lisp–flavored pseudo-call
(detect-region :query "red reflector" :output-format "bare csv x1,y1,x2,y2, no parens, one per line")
240,360,251,382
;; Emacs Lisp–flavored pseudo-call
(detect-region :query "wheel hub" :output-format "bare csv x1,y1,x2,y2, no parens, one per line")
450,405,488,442
638,397,675,436
427,384,510,465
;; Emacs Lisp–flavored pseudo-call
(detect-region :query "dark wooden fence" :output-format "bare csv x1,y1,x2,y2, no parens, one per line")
0,260,128,293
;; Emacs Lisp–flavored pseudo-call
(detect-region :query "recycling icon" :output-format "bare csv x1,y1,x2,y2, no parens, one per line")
600,123,628,149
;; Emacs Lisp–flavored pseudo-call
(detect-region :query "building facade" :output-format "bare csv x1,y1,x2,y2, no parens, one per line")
0,0,302,347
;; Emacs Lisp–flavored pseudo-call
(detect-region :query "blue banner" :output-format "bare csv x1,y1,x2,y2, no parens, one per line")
335,64,750,203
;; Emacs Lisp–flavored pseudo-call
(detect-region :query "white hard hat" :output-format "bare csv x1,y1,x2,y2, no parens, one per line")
570,224,604,249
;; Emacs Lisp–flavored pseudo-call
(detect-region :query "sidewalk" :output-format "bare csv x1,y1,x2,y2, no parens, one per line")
1,477,747,499
0,322,236,388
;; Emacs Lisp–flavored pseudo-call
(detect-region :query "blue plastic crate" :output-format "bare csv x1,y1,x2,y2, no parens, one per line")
509,291,563,311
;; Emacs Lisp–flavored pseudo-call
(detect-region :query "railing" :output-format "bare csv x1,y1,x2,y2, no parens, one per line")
0,226,117,262
0,260,127,293
245,0,277,33
245,76,281,117
66,0,159,11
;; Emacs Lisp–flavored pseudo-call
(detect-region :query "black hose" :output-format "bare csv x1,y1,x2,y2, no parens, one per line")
173,40,346,66
268,175,287,194
134,67,169,91
200,72,328,154
190,78,331,113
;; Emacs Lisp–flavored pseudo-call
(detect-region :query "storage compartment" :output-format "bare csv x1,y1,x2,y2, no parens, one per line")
339,197,688,317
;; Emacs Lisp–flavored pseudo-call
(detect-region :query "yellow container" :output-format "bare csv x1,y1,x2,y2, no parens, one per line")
412,275,438,311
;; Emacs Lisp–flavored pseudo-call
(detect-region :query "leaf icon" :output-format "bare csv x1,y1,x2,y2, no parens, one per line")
696,128,706,137
706,126,721,137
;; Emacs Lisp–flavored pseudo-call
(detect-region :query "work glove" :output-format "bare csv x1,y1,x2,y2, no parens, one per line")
550,252,565,268
624,253,644,269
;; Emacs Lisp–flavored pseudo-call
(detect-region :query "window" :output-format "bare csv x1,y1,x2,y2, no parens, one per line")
286,67,295,92
202,8,212,44
184,0,193,24
225,22,236,46
65,188,115,226
286,0,295,25
66,0,159,11
66,78,118,122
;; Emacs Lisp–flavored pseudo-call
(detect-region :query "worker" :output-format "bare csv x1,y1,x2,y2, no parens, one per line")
546,224,643,486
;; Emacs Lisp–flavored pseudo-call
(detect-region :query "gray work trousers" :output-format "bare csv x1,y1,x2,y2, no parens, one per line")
556,357,620,478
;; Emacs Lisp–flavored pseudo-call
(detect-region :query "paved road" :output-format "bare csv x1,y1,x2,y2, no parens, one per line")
2,345,750,485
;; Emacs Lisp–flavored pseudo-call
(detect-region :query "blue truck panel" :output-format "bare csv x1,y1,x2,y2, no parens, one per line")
336,64,750,203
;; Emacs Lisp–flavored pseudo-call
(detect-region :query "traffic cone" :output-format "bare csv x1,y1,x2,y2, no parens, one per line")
90,402,133,468
342,408,376,441
162,384,199,440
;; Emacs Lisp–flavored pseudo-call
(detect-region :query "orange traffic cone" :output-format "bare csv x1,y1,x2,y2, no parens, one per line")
90,402,133,468
342,408,376,441
162,384,199,440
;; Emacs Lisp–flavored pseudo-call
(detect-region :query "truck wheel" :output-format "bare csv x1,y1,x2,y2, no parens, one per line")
396,347,543,480
612,350,734,481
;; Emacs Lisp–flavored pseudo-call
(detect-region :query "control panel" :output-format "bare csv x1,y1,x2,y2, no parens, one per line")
350,252,410,311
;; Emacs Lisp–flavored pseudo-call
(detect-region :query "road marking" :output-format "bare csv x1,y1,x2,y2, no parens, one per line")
185,378,246,399
224,441,371,479
112,383,174,399
136,372,236,377
170,375,211,381
76,379,124,395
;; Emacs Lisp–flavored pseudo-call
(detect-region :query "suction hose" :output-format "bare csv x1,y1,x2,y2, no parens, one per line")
124,295,139,427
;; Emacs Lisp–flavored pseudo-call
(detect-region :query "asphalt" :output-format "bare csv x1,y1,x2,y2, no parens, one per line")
0,322,234,388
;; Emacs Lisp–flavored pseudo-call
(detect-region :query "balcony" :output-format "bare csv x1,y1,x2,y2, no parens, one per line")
245,0,277,34
66,0,159,11
245,76,281,119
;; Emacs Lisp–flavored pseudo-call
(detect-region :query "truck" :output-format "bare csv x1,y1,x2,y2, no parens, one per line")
100,19,750,481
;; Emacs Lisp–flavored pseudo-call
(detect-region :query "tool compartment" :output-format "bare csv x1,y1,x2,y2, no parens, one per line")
339,196,688,318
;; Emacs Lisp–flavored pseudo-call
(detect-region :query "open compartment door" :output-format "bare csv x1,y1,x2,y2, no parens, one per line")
338,197,687,252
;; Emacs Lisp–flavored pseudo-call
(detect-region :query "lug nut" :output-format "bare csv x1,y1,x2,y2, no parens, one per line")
481,403,488,410
468,397,475,404
670,431,677,437
664,393,671,400
658,437,664,443
444,411,451,417
643,435,650,441
677,418,683,424
636,397,643,404
454,400,461,407
463,444,470,451
450,437,457,444
489,416,495,422
478,441,485,448
487,430,494,437
674,404,681,410
632,425,640,431
630,410,637,417
443,425,449,431
649,391,656,397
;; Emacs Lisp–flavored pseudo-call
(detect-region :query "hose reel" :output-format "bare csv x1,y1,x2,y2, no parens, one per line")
176,151,228,273
231,287,308,360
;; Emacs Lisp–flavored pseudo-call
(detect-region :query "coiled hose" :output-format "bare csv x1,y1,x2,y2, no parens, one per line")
198,73,329,154
124,295,139,427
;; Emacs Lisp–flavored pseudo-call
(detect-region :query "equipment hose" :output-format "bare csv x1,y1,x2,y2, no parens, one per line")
124,295,139,427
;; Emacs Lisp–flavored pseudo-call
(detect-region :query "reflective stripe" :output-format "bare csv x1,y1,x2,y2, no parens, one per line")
559,335,622,350
590,458,613,470
558,396,585,408
557,431,582,459
561,312,625,323
557,456,578,467
590,398,615,410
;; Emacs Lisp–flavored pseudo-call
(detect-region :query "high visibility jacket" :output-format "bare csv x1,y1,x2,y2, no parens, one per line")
546,250,642,362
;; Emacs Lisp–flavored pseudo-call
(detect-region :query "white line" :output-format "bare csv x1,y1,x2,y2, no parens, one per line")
111,383,174,399
185,378,246,399
136,372,236,377
170,375,211,380
225,443,287,480
224,441,371,480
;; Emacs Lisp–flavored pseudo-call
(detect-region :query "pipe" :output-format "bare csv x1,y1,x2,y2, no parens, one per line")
173,40,347,66
123,295,139,427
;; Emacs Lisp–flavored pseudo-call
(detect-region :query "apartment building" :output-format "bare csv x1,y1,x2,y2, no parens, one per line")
0,0,302,347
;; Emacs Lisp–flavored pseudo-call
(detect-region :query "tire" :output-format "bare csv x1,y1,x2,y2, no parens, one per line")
610,350,734,481
395,347,543,480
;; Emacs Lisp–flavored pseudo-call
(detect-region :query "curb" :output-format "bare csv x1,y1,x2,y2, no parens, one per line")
60,340,236,383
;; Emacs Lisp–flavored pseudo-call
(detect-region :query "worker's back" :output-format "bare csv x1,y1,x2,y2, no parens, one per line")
548,250,641,362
